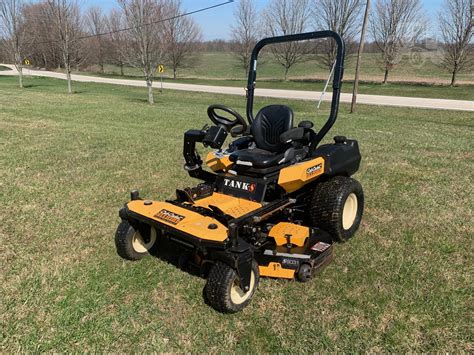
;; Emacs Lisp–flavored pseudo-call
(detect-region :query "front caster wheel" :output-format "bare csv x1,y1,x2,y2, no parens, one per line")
204,261,259,313
297,263,312,282
115,220,157,261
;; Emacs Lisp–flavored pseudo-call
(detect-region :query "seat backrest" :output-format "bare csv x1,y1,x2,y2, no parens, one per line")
251,105,293,152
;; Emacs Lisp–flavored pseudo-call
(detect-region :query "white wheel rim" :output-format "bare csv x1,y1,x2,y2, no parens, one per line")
342,193,358,230
132,227,157,253
230,270,255,305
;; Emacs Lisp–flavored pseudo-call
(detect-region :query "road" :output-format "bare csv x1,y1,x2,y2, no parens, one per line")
1,64,473,111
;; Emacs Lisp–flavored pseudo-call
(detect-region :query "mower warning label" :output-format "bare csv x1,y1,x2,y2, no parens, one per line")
154,209,185,225
311,242,331,252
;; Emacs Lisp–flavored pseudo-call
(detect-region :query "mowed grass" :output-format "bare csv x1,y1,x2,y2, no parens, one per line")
1,76,473,352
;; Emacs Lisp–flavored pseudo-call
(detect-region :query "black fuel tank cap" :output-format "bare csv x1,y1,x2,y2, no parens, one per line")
334,136,347,144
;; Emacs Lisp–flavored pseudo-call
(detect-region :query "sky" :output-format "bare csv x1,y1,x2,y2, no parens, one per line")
79,0,444,40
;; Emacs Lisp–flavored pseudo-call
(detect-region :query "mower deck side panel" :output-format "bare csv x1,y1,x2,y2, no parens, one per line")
278,157,325,193
259,262,296,279
127,200,228,242
193,192,262,218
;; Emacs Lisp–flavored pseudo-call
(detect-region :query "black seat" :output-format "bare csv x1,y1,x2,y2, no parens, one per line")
229,105,293,169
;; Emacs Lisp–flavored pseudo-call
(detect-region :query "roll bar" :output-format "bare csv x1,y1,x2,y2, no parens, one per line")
246,31,345,152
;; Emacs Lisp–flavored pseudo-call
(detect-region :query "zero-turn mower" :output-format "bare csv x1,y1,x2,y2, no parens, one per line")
115,31,364,313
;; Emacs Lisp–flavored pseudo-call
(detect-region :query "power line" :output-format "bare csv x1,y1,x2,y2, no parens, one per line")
35,0,234,45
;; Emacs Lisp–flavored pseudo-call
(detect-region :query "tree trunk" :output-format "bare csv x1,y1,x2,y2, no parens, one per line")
18,65,23,88
383,68,389,84
351,0,370,114
450,69,457,86
100,63,104,73
146,78,154,104
173,68,177,79
66,66,72,94
120,63,124,76
284,67,289,81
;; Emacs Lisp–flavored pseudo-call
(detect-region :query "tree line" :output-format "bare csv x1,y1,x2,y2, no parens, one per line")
1,0,472,105
232,0,472,86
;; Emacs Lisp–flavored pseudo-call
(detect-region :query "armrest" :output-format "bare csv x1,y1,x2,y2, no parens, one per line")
298,120,314,129
280,127,305,143
228,136,253,151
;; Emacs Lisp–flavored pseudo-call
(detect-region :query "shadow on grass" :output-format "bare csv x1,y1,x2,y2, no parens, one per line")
149,237,208,280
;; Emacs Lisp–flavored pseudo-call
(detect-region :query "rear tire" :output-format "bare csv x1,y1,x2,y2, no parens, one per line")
310,176,364,242
204,261,259,313
115,220,157,261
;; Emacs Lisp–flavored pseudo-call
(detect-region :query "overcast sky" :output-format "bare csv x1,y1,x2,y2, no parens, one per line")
79,0,444,40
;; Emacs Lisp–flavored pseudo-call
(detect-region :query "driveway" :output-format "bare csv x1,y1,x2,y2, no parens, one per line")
1,64,473,111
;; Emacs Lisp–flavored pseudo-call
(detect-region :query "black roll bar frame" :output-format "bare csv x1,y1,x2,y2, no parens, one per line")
246,31,345,152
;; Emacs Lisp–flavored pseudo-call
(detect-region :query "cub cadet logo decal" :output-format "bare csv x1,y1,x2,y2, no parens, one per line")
154,209,185,225
306,163,322,176
223,178,256,192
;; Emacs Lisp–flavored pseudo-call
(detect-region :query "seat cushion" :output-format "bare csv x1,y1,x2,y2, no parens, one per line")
252,105,293,152
229,148,285,169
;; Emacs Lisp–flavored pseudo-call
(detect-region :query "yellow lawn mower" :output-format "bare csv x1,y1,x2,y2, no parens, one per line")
115,31,363,313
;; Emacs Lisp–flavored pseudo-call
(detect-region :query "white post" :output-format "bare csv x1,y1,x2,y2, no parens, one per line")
317,60,336,109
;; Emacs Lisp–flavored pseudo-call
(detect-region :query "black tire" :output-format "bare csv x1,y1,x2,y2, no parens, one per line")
204,260,259,313
297,263,312,282
115,220,157,261
310,176,364,242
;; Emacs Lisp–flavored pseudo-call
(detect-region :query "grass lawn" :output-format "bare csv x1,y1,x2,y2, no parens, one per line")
1,76,473,352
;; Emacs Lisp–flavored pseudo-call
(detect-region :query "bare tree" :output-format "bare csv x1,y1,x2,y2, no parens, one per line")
370,0,427,84
119,0,166,104
312,0,364,70
163,0,202,79
107,8,127,76
351,0,371,113
231,0,258,74
23,2,62,70
263,0,311,81
0,0,28,88
47,0,84,94
438,0,473,86
86,6,107,73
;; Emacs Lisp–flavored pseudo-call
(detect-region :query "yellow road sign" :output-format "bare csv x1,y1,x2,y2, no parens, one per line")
157,64,164,73
23,59,30,65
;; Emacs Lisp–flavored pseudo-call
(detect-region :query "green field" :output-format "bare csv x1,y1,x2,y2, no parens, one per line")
1,76,473,352
86,51,474,83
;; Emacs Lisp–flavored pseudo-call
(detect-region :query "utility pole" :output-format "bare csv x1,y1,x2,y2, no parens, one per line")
350,0,370,114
